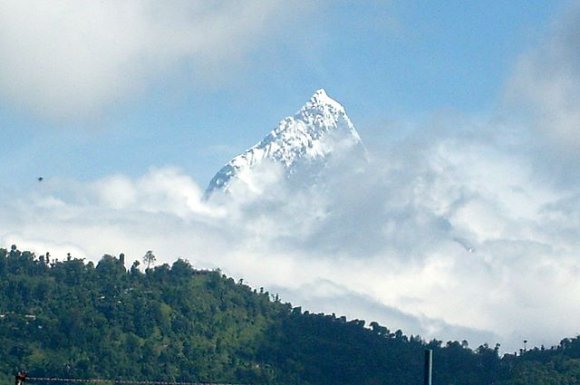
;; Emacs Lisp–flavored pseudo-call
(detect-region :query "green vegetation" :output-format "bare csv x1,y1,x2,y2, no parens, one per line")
0,246,579,385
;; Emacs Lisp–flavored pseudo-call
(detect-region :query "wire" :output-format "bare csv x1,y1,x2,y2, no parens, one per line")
26,377,243,385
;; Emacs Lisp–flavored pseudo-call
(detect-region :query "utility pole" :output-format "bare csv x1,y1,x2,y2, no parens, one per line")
424,349,433,385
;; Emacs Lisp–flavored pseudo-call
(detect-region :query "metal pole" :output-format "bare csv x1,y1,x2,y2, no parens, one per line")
424,349,433,385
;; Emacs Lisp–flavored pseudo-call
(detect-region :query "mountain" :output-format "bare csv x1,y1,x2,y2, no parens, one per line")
205,89,365,198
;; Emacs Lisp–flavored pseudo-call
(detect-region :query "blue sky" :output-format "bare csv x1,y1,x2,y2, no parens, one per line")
0,1,563,187
1,1,580,353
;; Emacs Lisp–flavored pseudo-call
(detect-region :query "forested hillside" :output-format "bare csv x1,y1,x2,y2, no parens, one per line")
0,246,579,385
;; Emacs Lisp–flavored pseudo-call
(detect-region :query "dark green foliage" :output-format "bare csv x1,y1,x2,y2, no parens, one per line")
496,339,580,385
0,249,277,383
0,247,577,385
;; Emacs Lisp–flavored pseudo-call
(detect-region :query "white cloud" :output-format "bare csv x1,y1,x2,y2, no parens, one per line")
93,167,223,218
505,3,580,150
0,1,310,120
2,123,580,354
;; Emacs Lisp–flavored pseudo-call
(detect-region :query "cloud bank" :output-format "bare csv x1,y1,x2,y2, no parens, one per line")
2,114,579,354
506,2,580,151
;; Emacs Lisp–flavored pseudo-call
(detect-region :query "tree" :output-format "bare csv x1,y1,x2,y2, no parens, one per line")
143,250,156,270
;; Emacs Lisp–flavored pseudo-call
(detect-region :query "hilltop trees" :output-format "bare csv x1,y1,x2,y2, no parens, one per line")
143,250,156,270
0,247,286,384
1,246,579,385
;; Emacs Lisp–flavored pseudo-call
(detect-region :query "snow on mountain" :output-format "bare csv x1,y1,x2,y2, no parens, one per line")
205,89,365,198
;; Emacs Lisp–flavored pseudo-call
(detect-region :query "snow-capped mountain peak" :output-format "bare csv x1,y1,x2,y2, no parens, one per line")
205,89,364,197
307,88,345,111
